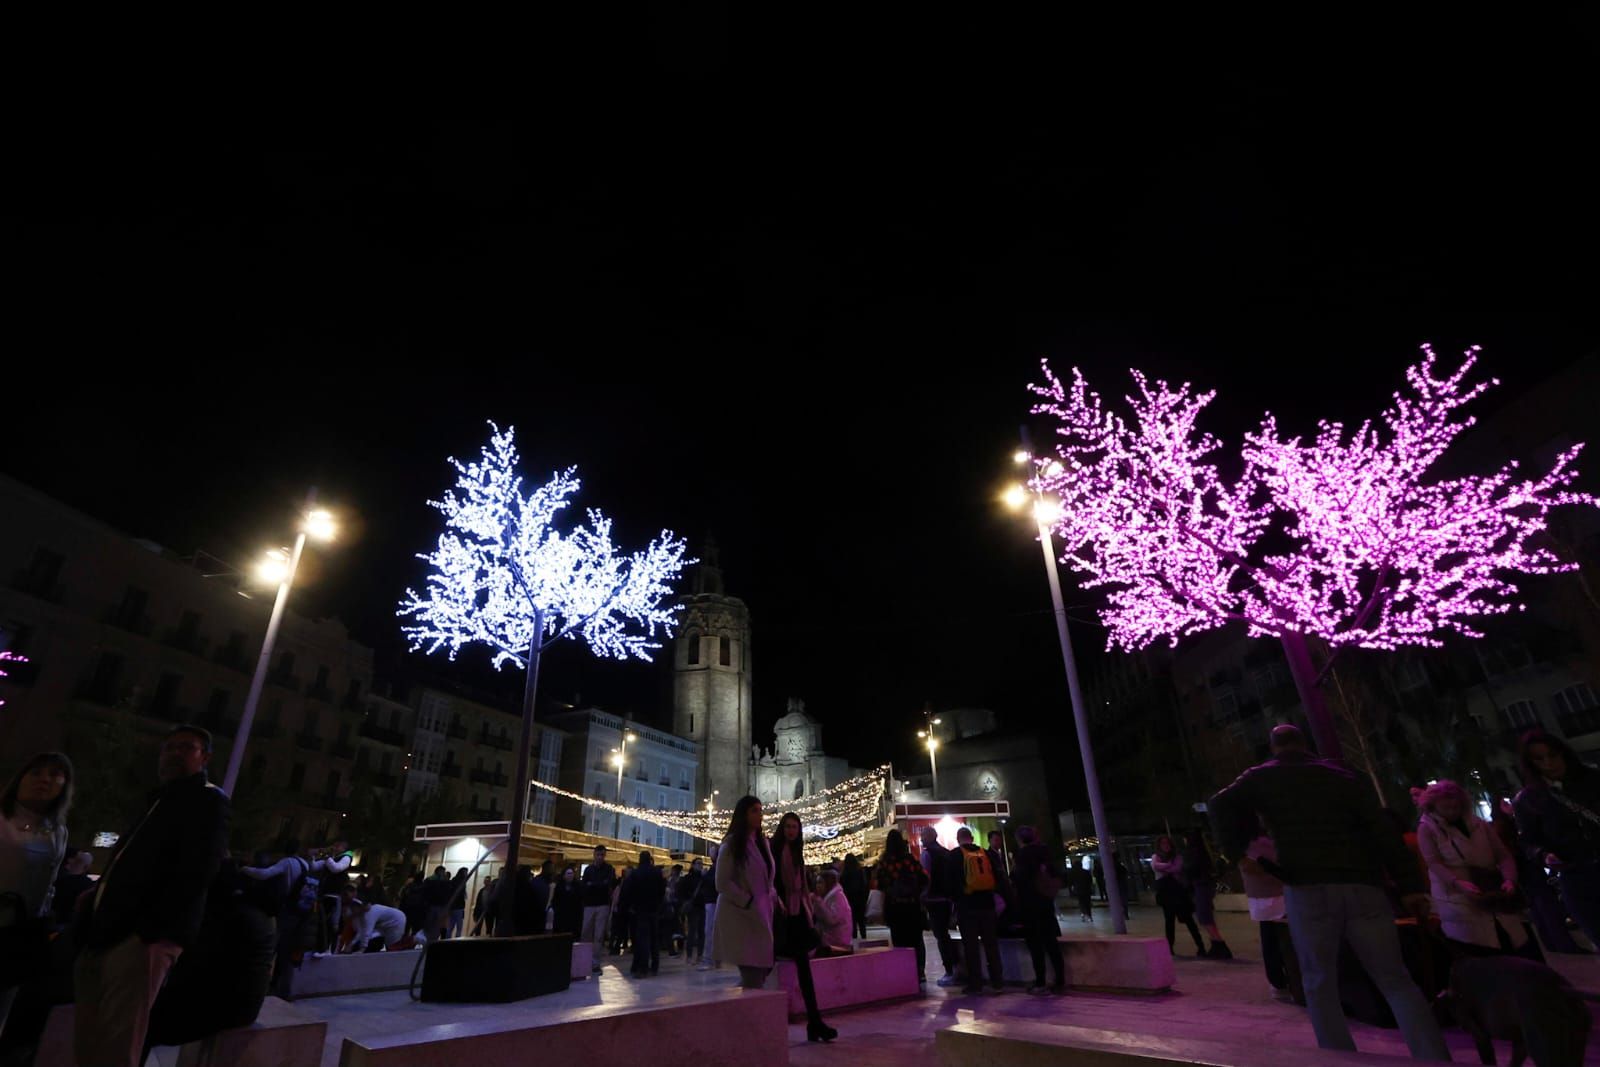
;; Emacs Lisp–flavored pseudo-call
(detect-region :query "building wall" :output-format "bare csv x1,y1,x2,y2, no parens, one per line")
549,708,699,853
0,474,376,849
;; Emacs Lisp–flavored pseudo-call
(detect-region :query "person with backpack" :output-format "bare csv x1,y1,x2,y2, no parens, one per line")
1013,825,1065,994
954,825,1006,994
875,830,930,983
240,838,350,997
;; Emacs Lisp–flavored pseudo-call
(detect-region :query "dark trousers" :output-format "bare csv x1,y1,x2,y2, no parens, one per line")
885,900,926,978
1023,900,1064,986
1260,920,1304,1002
270,911,309,998
777,914,825,1025
685,903,707,958
1076,890,1094,920
955,899,1004,989
1162,904,1204,952
1557,865,1600,950
631,909,659,974
849,895,868,938
926,899,959,976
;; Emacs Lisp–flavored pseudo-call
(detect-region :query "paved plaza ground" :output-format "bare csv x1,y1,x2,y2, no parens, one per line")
150,902,1600,1066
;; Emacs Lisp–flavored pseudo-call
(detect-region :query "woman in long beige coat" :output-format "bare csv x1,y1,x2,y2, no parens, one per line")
1416,779,1529,953
712,795,776,986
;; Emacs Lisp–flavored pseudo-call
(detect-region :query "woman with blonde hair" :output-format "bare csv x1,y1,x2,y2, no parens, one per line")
1416,779,1532,957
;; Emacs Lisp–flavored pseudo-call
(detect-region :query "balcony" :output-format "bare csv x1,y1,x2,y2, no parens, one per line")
267,669,301,693
447,722,469,740
330,740,356,759
212,645,251,673
358,721,406,747
658,776,672,786
468,806,503,822
161,629,208,658
103,609,153,637
1559,709,1600,739
306,683,335,704
294,732,324,752
10,570,65,603
478,733,513,752
195,710,237,736
253,721,282,740
635,769,649,780
439,764,463,779
470,769,508,786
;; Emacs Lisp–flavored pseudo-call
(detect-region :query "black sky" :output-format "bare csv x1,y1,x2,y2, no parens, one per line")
6,14,1598,794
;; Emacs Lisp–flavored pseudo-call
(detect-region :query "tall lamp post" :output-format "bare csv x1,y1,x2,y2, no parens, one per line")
702,789,719,849
1005,442,1128,934
612,729,636,839
222,496,338,797
916,710,942,798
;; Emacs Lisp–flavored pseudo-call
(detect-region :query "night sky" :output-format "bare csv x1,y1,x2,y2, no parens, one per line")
7,15,1598,795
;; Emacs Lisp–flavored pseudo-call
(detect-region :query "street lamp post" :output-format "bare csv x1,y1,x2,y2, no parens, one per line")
917,706,942,798
612,730,636,839
1007,440,1128,934
222,493,337,797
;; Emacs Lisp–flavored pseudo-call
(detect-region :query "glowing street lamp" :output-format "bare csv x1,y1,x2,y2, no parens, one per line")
1004,440,1128,934
612,730,636,839
222,494,339,796
918,705,943,797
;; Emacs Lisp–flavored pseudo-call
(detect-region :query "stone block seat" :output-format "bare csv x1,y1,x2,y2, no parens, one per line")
288,949,426,998
769,945,920,1019
338,987,788,1067
937,1020,1423,1067
35,997,326,1067
949,934,1175,993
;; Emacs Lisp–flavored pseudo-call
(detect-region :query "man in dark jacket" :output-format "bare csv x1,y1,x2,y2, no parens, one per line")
1209,725,1447,1061
75,725,230,1067
579,846,616,973
620,853,666,977
1512,731,1600,949
920,825,962,986
679,858,707,962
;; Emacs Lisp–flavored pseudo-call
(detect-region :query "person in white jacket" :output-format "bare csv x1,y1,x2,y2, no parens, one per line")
1416,780,1529,955
812,868,854,957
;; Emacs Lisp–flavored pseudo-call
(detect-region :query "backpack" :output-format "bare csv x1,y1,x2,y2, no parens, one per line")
288,858,320,915
887,860,921,903
960,847,996,893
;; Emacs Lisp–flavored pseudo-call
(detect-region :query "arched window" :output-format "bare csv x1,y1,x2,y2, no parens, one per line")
685,632,701,665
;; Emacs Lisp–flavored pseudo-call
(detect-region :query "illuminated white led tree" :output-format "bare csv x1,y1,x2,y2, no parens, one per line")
1030,346,1598,759
400,423,688,932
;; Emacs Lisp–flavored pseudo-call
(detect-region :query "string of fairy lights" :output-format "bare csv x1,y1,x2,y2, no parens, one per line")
526,764,893,863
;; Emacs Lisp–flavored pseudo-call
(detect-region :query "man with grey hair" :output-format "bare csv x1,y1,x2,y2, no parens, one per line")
1210,724,1448,1060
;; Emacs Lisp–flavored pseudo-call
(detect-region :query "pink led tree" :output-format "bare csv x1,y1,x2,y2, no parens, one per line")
1029,345,1598,760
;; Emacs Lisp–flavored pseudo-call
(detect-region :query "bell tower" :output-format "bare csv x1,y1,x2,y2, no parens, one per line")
672,538,752,806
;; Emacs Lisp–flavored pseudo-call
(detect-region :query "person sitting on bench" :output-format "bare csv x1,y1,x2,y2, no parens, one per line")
813,868,855,957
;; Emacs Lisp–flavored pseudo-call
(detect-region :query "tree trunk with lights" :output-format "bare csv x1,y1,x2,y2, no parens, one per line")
498,609,544,937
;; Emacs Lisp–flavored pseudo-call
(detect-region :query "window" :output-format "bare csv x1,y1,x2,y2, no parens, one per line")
338,722,351,743
20,547,64,596
325,770,340,799
1504,701,1540,730
206,688,229,718
313,665,330,692
274,650,296,676
1553,684,1598,716
304,709,319,735
688,713,695,734
288,764,305,791
1478,644,1534,679
471,793,480,811
686,632,700,665
655,826,664,846
175,610,201,646
389,709,401,731
264,700,282,724
635,787,643,806
87,652,122,702
149,672,182,717
114,586,148,629
344,679,362,705
719,636,731,666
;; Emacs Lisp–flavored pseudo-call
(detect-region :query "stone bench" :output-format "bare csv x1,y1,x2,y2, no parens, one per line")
339,987,787,1067
769,946,920,1018
288,949,425,998
936,1020,1424,1067
36,997,326,1067
951,935,1175,992
570,941,593,977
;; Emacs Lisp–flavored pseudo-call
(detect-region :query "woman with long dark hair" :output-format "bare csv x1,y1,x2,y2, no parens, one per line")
713,796,777,990
772,811,836,1042
1512,730,1600,948
875,829,929,983
1151,834,1206,956
0,752,73,1034
841,853,869,939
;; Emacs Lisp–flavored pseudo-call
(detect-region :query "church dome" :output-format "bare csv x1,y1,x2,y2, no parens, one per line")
774,698,815,731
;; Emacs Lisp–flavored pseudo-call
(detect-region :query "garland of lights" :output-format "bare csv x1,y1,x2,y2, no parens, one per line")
526,765,893,863
0,651,24,708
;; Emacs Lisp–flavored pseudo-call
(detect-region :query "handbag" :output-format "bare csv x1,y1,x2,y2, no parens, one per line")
0,891,52,988
1444,830,1525,914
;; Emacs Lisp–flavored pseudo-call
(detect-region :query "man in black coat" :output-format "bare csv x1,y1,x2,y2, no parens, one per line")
74,724,230,1067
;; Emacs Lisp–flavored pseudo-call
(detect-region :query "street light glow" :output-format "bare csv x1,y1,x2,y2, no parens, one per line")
1013,449,1030,465
304,508,338,542
611,751,624,767
256,549,290,585
1002,484,1029,511
1033,498,1064,525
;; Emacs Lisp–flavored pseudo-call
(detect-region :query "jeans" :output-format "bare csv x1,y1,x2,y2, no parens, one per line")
703,901,718,964
926,899,959,976
581,905,611,966
1022,899,1064,986
685,903,707,958
632,909,660,974
885,900,926,978
955,899,1003,989
1557,864,1600,950
1283,883,1449,1060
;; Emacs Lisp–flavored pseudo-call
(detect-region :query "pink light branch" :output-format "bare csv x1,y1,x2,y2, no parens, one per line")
1028,345,1598,759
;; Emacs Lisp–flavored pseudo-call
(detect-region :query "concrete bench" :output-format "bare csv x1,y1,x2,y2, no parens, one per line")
769,945,920,1018
288,949,425,998
570,940,593,977
937,1019,1424,1067
339,987,787,1067
952,935,1175,993
36,998,326,1067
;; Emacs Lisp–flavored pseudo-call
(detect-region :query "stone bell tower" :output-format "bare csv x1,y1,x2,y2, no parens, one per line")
672,538,752,806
